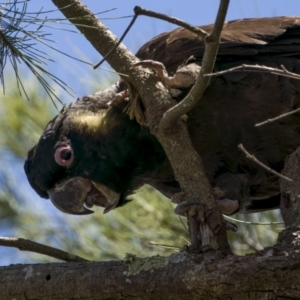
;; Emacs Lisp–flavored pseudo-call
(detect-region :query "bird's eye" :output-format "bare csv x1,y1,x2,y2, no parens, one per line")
54,146,74,167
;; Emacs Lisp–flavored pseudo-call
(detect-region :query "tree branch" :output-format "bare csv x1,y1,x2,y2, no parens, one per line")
93,14,138,69
0,237,89,262
159,0,229,131
52,0,138,75
1,226,300,299
133,6,208,39
206,63,300,127
93,5,210,70
238,144,293,182
52,0,231,253
255,108,300,127
281,146,300,227
224,215,283,226
206,63,300,81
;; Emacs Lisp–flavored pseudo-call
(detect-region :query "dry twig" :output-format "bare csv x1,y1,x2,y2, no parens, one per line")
205,64,300,80
238,144,292,182
206,64,300,127
224,215,284,226
0,237,89,262
93,14,138,69
134,6,208,39
255,108,300,127
159,0,229,132
93,6,208,70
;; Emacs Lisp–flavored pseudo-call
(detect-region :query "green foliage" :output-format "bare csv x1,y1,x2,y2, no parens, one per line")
228,211,283,255
0,172,18,221
0,78,56,157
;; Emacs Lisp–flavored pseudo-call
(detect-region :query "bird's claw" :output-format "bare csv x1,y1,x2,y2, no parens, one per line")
173,190,239,232
216,198,239,215
132,60,169,85
213,187,239,215
173,190,239,215
171,192,185,204
132,59,200,95
107,90,129,107
225,221,238,232
212,187,225,200
174,201,204,218
172,192,204,217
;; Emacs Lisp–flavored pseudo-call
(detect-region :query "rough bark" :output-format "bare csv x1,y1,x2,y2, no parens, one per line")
1,226,300,299
281,146,300,227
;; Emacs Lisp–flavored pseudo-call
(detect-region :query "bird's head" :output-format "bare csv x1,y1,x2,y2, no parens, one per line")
24,87,162,215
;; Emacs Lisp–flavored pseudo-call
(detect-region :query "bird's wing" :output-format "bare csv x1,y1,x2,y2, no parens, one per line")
136,16,300,74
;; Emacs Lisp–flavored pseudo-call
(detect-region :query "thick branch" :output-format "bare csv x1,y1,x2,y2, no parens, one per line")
155,0,230,252
1,226,300,299
51,0,138,74
281,146,300,226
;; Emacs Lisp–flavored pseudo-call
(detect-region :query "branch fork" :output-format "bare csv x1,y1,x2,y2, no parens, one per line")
51,0,231,254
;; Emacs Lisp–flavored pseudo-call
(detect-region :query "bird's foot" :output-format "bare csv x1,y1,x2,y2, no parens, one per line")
172,189,239,215
212,187,225,200
213,187,239,215
132,59,200,97
171,191,185,204
132,60,169,84
174,200,204,218
107,89,129,107
172,192,204,218
172,190,239,232
216,198,239,215
225,220,238,232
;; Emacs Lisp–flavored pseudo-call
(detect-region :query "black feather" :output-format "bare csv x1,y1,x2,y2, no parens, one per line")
24,17,300,215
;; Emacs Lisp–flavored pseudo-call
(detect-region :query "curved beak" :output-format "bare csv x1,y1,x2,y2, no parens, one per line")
48,178,94,215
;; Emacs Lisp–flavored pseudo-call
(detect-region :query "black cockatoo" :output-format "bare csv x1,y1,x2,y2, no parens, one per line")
24,17,300,217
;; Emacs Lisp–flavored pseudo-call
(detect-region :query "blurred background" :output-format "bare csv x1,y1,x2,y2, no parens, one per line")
0,0,298,265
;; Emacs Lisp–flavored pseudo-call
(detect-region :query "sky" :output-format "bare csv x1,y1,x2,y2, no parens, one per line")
1,0,300,266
